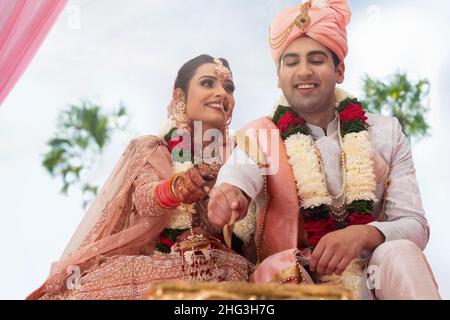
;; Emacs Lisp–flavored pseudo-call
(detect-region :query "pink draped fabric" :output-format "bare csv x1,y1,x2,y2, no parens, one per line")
0,0,67,106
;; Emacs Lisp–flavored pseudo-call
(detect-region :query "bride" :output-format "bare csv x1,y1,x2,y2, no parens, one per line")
27,55,255,300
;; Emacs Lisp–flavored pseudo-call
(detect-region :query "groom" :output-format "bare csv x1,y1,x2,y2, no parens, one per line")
207,0,440,299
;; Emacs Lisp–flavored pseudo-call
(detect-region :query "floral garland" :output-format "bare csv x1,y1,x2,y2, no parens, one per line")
272,97,377,247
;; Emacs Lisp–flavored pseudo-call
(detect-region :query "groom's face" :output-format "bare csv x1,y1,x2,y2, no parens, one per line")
277,36,345,117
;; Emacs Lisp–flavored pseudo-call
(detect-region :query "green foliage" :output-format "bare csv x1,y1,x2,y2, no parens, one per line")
302,205,332,220
346,200,374,215
272,105,292,123
42,100,129,208
341,120,367,135
361,72,431,143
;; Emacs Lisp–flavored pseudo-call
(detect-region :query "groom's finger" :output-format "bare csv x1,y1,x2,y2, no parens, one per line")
324,251,343,275
230,194,248,220
207,189,231,227
310,240,326,272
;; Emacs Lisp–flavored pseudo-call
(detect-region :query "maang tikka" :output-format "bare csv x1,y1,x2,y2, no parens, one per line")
213,58,232,81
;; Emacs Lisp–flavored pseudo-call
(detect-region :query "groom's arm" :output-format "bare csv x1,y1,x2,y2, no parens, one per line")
216,147,265,200
367,117,430,250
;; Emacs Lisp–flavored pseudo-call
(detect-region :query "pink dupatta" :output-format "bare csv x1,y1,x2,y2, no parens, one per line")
27,136,174,299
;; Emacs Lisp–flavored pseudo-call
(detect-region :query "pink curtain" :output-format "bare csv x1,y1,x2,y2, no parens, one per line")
0,0,68,106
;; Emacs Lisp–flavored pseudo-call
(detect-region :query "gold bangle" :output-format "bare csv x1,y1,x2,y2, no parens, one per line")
169,174,182,201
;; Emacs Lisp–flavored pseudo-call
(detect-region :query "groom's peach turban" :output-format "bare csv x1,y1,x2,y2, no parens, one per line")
270,0,351,66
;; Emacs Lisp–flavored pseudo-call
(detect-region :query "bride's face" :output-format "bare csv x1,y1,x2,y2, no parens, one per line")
183,63,235,130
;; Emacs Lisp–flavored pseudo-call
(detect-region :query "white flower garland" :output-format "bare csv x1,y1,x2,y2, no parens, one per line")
282,96,376,210
343,132,376,203
285,133,332,209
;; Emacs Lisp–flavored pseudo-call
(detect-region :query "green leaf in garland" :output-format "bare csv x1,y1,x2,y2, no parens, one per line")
346,200,374,214
281,125,310,140
341,120,369,135
272,105,292,124
337,97,371,135
164,127,178,142
302,204,331,220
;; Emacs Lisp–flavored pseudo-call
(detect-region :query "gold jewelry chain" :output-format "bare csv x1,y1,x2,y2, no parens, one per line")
312,116,348,217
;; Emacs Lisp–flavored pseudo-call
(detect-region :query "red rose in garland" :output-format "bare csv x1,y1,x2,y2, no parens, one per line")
168,135,184,152
303,217,336,246
278,111,306,133
167,134,192,154
339,102,368,123
346,212,376,225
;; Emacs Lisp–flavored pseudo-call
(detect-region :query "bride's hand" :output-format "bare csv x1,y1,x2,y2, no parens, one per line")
173,167,208,204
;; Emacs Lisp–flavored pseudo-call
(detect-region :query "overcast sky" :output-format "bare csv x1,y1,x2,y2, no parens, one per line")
1,0,449,299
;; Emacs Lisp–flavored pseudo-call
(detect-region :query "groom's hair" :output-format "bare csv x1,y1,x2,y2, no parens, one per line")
174,54,231,95
331,51,340,69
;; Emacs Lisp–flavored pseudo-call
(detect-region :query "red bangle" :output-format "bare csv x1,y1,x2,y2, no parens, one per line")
155,178,181,209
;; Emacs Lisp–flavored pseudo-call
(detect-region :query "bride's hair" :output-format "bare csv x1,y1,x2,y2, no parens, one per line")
174,54,231,95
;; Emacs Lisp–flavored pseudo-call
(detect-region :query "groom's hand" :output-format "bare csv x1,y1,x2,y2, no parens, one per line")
207,183,250,228
309,225,385,275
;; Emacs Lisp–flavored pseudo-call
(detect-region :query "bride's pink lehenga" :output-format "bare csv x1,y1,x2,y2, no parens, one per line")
27,136,253,300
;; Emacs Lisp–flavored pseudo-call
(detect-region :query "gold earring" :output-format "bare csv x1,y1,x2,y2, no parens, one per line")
171,98,190,131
